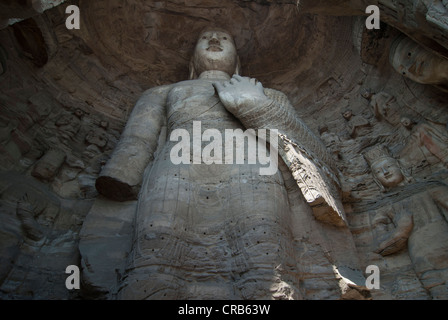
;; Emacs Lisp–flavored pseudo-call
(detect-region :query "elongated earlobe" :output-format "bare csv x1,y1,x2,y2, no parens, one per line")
234,56,241,76
189,59,197,80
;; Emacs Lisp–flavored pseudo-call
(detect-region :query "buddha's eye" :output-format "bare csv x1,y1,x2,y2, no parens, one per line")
223,36,227,40
202,36,207,40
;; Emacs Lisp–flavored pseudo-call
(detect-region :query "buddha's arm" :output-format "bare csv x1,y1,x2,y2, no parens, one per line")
430,185,448,221
96,85,171,201
375,212,414,256
214,76,335,170
241,87,335,169
214,76,345,226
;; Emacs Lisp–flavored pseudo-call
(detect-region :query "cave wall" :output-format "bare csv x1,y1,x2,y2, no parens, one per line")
0,0,448,299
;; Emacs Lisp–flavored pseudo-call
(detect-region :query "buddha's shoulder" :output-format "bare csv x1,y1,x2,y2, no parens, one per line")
141,83,174,96
145,79,213,92
263,87,290,103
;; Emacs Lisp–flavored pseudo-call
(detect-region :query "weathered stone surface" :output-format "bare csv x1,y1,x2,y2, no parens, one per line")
0,0,67,30
0,0,448,300
79,197,135,298
31,149,66,181
0,172,92,299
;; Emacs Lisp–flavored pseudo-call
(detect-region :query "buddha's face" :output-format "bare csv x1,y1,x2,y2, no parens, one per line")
192,30,238,77
370,92,401,125
342,110,352,120
74,109,84,118
390,36,448,84
371,158,404,188
401,116,412,128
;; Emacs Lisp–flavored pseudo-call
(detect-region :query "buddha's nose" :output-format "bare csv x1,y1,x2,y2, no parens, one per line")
209,34,220,45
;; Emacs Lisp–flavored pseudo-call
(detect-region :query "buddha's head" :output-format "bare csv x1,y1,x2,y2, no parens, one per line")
189,27,241,79
364,145,408,191
400,116,414,129
342,109,353,120
390,35,448,86
369,92,401,125
370,158,404,189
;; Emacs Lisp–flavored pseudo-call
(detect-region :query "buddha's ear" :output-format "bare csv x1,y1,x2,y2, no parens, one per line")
372,174,387,193
234,56,242,76
189,58,197,80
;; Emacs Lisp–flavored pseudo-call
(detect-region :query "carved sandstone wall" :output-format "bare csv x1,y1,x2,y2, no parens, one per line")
0,0,447,299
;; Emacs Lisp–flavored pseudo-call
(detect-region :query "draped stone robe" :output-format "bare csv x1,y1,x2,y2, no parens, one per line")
96,77,355,299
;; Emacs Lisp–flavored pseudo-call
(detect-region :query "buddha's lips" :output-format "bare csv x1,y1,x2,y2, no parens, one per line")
383,173,392,179
207,46,223,52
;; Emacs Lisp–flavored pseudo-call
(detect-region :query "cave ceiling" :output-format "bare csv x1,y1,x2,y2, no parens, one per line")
0,1,446,127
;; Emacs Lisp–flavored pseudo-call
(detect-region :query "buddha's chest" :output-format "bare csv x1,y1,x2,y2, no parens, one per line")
166,80,231,125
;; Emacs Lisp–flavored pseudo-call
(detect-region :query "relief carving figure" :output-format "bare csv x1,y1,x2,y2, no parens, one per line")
399,121,448,169
369,92,402,126
31,149,66,182
85,126,108,150
364,146,411,192
364,145,448,298
55,109,84,143
93,28,361,299
389,34,448,92
342,109,371,138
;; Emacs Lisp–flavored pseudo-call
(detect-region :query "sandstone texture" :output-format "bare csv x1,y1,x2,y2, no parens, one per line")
0,0,448,300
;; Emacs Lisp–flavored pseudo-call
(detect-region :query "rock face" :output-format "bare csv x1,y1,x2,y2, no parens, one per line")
0,0,447,300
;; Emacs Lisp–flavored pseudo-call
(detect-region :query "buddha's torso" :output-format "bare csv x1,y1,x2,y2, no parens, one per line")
118,80,301,300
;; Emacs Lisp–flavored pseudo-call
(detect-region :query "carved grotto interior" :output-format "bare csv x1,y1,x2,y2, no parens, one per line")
1,0,448,300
